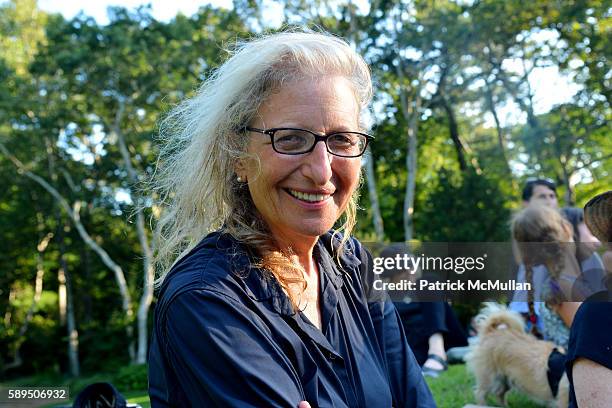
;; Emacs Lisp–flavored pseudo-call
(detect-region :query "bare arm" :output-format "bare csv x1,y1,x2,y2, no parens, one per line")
573,358,612,407
553,302,581,327
602,251,612,275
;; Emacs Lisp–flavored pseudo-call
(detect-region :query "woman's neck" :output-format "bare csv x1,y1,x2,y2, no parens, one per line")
268,228,319,276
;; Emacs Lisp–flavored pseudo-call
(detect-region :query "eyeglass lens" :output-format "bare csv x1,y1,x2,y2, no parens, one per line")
272,129,367,157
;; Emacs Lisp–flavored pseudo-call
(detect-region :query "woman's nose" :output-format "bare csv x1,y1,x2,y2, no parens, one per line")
303,141,333,185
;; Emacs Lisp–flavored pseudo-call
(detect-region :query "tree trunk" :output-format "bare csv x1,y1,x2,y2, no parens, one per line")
403,94,420,242
82,245,93,324
364,147,385,242
4,289,15,326
57,220,80,377
440,96,467,171
342,2,385,243
58,268,67,326
484,80,511,175
394,60,420,242
559,158,574,206
111,99,154,364
389,0,421,242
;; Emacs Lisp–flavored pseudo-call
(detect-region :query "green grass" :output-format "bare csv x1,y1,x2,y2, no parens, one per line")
122,390,151,408
426,364,542,407
5,364,546,408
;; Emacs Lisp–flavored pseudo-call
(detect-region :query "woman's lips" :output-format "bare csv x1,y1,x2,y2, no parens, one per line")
286,188,331,202
284,188,333,207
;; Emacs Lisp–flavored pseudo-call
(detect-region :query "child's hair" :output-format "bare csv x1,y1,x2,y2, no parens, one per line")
512,205,573,334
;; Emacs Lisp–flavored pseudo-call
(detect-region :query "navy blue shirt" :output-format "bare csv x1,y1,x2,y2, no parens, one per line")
148,231,435,407
565,289,612,408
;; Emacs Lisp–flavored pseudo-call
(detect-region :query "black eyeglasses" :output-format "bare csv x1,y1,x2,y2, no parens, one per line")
243,127,373,158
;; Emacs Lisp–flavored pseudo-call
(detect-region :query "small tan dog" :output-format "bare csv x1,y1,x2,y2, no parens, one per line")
466,304,569,407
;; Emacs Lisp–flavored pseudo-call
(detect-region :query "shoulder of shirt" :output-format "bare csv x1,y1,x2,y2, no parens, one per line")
155,231,254,314
155,230,366,315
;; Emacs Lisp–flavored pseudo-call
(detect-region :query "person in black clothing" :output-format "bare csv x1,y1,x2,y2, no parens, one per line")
565,190,612,407
147,31,435,408
379,245,468,377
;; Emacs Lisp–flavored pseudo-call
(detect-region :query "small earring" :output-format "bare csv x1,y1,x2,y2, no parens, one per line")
237,176,243,182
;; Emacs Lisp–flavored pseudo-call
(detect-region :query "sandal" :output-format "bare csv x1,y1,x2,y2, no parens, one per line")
422,354,448,378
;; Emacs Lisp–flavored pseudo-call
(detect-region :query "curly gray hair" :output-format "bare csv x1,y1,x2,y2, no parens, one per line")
152,30,372,304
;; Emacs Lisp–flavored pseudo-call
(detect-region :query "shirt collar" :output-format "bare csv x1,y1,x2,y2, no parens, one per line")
219,230,361,316
317,230,362,270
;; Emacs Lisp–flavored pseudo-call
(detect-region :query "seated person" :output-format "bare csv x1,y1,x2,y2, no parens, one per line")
396,302,469,377
566,190,612,408
510,204,604,337
509,177,561,333
379,245,468,377
512,205,584,348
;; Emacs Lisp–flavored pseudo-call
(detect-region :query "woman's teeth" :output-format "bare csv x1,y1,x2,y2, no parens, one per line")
288,189,328,203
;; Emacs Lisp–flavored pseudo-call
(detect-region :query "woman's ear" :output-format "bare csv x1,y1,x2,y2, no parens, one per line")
234,157,248,183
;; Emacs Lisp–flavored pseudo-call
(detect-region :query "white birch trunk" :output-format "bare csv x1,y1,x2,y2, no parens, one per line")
63,265,80,376
403,95,420,243
344,2,385,242
111,99,155,364
395,63,421,243
391,3,421,243
58,268,67,326
364,148,385,242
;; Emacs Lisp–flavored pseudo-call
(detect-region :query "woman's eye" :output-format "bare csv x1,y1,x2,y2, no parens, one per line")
274,133,309,151
329,134,357,149
337,135,355,144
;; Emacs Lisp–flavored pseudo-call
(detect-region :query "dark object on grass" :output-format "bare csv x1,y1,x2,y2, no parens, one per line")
72,382,140,408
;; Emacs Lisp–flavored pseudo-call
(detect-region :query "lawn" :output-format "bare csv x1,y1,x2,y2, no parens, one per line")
426,364,542,408
4,364,545,408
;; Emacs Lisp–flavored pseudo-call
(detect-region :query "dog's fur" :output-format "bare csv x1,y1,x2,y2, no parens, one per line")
466,303,569,407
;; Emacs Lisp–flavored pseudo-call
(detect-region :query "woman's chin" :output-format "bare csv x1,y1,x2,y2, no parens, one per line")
284,221,336,240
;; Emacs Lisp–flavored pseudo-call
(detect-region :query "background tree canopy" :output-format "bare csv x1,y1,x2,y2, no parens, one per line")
0,0,609,378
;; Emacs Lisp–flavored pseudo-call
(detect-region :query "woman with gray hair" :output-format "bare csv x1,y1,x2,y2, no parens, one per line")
147,31,434,407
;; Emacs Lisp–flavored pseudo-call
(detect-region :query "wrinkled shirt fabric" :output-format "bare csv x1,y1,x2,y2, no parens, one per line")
148,231,435,408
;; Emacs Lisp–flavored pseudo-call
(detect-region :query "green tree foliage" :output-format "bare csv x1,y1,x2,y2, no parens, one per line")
415,168,511,242
0,0,46,75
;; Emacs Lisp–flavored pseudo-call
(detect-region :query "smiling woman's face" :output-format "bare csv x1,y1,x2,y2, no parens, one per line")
239,76,362,243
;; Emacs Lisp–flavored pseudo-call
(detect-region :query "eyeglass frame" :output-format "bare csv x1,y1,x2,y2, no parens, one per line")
242,126,374,158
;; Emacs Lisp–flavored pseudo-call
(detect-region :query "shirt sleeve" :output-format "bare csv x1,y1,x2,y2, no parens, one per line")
566,300,612,372
162,289,305,408
355,241,436,408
